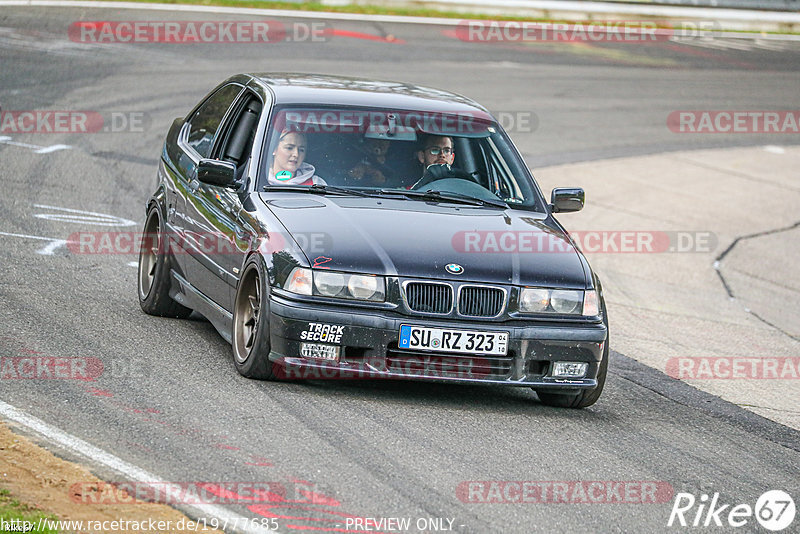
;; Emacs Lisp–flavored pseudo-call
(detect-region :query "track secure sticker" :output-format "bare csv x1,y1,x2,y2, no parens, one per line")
300,323,345,343
276,170,292,181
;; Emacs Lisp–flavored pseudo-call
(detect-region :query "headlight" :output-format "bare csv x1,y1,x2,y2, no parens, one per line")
519,288,549,313
519,288,599,316
314,271,346,297
285,268,385,302
551,290,581,314
347,274,383,301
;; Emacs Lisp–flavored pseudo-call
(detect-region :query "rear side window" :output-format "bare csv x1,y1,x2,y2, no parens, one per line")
186,84,242,158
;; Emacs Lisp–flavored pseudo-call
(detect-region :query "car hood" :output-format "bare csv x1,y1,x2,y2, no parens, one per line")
261,194,588,288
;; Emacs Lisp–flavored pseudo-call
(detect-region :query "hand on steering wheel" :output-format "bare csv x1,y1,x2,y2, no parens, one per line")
411,164,479,190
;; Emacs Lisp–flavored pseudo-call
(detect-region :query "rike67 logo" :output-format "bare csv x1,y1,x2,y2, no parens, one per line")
668,490,795,531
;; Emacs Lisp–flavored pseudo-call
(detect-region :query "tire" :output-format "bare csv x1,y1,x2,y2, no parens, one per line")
535,309,609,409
137,206,192,318
231,256,282,380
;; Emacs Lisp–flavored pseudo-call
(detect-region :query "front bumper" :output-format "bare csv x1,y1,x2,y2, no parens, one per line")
268,294,607,389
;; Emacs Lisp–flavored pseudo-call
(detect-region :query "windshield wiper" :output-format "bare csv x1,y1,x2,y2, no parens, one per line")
263,184,378,198
263,185,507,207
377,189,508,209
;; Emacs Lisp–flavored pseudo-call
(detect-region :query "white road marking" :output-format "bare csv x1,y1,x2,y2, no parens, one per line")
36,239,70,255
0,399,277,534
0,230,64,242
0,135,71,154
763,145,786,154
0,230,140,261
34,144,72,154
34,204,136,227
0,230,71,255
672,36,790,52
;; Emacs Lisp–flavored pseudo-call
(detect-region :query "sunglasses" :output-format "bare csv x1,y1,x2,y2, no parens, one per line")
425,146,454,156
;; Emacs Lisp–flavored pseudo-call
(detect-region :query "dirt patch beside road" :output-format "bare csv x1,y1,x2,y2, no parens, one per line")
0,421,223,533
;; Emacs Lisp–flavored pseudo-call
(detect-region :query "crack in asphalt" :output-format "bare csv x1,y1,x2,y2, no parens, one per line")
736,403,800,414
713,219,800,342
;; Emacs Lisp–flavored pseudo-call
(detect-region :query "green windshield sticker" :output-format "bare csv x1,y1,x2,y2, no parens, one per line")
276,170,292,181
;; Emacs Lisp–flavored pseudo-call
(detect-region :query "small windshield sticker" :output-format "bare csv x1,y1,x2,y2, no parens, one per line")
276,170,292,181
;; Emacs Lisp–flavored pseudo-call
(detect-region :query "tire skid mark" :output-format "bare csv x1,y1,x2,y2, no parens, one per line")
245,456,274,467
241,392,486,532
81,388,280,469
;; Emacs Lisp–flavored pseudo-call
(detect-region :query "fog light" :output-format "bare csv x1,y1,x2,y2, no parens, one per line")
552,361,588,378
300,343,340,361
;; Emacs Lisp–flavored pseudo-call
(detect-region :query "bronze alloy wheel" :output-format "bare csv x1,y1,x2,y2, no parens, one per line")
137,207,191,318
233,265,261,364
232,259,279,380
137,210,160,301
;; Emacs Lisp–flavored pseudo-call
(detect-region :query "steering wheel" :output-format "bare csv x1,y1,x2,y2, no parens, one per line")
411,164,480,190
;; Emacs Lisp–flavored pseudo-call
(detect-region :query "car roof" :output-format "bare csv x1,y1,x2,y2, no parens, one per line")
247,73,492,117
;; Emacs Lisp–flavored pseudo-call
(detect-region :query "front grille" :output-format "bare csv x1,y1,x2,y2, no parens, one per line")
458,286,505,317
405,282,453,314
386,346,514,379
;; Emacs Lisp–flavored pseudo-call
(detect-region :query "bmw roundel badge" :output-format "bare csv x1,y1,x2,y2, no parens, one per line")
445,263,464,275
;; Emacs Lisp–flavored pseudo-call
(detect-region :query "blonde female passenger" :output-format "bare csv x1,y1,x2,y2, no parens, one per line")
267,130,326,186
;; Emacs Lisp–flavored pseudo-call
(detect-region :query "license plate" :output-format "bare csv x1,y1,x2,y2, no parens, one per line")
300,343,340,361
398,325,508,356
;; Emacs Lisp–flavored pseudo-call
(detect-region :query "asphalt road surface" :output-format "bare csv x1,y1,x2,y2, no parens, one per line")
1,5,799,533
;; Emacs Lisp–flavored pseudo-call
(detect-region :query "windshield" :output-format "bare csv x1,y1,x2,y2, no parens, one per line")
259,106,544,211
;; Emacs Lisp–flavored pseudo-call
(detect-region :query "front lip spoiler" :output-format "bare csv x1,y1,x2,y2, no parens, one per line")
269,355,598,388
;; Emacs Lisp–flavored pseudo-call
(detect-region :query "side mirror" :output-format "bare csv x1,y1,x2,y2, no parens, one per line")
550,187,584,213
197,159,237,188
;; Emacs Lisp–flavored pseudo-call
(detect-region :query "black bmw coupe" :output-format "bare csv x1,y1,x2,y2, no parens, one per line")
138,73,609,408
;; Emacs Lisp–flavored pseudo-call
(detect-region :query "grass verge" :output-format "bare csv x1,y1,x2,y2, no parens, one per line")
0,488,59,533
74,0,800,35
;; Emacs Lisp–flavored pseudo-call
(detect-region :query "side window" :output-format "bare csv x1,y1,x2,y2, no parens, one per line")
186,84,242,158
218,95,263,167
